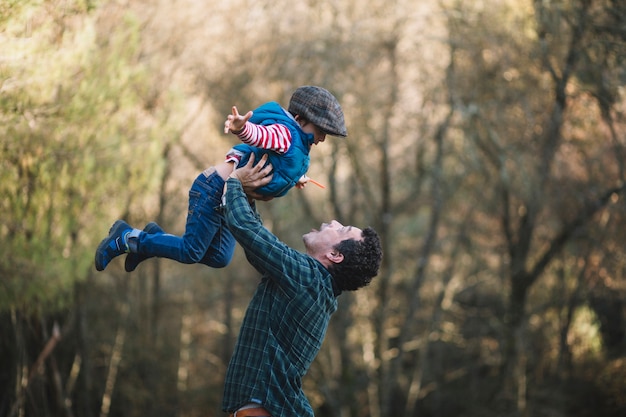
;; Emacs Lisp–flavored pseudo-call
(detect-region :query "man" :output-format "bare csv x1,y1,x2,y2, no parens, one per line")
222,155,383,417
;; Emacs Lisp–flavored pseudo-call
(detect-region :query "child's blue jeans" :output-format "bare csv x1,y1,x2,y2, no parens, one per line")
136,169,235,267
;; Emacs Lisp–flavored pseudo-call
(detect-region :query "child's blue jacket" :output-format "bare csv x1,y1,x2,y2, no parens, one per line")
232,101,314,197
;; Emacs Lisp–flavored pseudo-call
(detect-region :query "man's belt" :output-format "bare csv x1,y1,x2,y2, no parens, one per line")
229,406,271,417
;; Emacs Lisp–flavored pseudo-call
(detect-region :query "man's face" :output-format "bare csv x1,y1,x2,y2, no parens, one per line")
303,220,362,253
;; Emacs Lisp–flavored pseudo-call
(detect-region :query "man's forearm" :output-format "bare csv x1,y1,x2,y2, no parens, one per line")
224,178,286,276
224,178,262,236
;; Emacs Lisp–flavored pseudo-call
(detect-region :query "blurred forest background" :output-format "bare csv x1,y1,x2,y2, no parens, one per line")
1,0,625,416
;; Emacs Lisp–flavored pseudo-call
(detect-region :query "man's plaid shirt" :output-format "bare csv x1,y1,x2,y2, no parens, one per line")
221,179,339,417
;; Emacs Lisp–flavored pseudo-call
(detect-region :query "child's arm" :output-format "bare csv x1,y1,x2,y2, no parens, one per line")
224,106,292,154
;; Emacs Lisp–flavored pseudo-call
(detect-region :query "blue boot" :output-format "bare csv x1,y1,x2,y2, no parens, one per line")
95,220,133,271
124,222,165,272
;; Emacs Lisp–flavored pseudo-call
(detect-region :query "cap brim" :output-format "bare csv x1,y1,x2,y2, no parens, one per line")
322,128,347,137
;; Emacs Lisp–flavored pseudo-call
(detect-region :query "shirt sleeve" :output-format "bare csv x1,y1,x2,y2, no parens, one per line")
223,178,316,291
236,122,292,154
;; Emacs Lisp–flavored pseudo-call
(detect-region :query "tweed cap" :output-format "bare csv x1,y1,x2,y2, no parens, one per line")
288,86,347,137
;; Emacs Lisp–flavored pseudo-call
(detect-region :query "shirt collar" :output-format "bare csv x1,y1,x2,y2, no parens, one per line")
331,277,342,297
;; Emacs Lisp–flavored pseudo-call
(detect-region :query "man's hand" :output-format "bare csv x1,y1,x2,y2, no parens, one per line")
229,154,274,201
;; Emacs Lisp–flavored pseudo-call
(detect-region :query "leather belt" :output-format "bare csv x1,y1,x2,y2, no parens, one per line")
229,406,271,417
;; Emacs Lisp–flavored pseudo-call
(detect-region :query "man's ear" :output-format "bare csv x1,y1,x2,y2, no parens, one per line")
326,250,344,264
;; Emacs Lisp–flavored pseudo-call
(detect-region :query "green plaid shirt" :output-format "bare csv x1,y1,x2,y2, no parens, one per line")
221,179,338,417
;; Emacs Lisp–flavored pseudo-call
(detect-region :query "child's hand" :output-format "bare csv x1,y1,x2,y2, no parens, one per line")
296,175,325,189
224,106,253,134
296,177,307,189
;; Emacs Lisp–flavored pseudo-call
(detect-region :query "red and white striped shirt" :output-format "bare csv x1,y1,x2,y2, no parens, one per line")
225,122,293,163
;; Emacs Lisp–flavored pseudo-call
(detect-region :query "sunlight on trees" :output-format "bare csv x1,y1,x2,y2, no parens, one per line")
1,0,625,416
568,306,604,360
1,1,170,311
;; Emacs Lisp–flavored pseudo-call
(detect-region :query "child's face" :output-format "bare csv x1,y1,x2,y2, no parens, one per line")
301,122,327,145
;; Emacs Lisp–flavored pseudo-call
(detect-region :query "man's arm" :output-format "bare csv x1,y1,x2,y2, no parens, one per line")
224,155,314,286
220,153,272,230
224,175,291,278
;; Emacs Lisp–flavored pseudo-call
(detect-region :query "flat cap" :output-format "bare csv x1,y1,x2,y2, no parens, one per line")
288,86,347,137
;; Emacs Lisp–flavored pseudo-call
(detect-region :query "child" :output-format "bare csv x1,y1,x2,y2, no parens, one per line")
95,86,347,272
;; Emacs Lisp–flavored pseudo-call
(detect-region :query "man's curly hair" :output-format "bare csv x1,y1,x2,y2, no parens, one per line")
328,227,383,291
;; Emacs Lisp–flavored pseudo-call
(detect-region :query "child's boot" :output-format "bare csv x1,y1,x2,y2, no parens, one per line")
124,222,164,272
95,220,139,271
